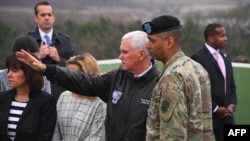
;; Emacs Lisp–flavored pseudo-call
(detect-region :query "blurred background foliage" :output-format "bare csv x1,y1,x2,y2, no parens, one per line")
0,2,249,68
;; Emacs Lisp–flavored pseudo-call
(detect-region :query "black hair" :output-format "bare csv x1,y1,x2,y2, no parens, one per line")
34,1,54,16
204,23,223,42
12,35,39,53
5,53,44,91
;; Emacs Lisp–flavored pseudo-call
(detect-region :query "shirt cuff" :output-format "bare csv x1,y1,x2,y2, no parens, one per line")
213,105,218,113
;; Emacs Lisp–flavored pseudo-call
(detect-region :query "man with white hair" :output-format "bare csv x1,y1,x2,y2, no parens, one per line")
16,30,160,141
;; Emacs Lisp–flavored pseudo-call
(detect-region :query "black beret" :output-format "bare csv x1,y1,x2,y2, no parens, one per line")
142,15,182,35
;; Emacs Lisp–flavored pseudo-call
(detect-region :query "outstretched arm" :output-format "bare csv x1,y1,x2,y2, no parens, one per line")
16,49,47,71
17,49,110,101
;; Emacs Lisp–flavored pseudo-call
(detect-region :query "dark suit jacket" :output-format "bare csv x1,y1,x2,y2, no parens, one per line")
0,89,57,141
26,27,74,100
191,45,237,120
26,27,74,67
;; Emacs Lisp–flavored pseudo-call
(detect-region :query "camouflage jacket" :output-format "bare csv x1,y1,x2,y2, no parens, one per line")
146,51,215,141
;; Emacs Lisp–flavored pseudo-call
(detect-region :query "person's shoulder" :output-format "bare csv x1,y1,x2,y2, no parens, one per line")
25,28,39,36
26,30,36,35
57,90,71,100
190,47,205,61
0,70,8,91
39,90,52,97
36,90,57,104
0,90,8,96
0,92,8,101
35,90,55,101
0,89,13,97
96,97,106,104
101,68,120,77
0,69,7,76
191,47,204,55
54,29,70,39
60,90,72,96
58,32,70,39
95,97,107,111
23,30,41,41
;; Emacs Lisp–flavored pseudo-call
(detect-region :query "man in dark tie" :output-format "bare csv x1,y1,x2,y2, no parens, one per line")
191,23,237,141
25,1,74,101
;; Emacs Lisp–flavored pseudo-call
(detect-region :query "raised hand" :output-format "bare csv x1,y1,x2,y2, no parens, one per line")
216,106,232,118
39,41,50,59
16,49,47,71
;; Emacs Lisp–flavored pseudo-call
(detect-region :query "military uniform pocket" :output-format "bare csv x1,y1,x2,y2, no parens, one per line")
159,86,178,121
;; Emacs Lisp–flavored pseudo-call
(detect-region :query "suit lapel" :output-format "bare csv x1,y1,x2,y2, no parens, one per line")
219,50,230,94
203,46,222,74
220,51,231,76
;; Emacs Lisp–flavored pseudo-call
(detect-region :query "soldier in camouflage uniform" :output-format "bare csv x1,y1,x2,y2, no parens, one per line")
142,15,215,141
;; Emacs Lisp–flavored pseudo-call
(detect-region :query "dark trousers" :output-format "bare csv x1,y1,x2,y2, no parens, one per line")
213,114,235,141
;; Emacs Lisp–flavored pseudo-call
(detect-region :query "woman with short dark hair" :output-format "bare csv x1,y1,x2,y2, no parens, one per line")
0,53,56,141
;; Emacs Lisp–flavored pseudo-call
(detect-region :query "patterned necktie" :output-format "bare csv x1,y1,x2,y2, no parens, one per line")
214,50,226,93
44,35,51,46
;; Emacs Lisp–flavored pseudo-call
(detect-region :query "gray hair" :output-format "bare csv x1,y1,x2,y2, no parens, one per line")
122,30,150,58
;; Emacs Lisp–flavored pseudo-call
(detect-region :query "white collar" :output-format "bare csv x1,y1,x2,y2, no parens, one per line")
134,63,152,78
205,43,218,55
39,28,53,40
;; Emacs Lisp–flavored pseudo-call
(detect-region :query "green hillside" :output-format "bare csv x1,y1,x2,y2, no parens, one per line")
233,66,250,124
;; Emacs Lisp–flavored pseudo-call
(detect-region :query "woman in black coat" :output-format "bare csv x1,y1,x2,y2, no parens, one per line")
0,53,56,141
